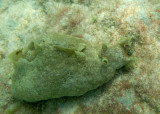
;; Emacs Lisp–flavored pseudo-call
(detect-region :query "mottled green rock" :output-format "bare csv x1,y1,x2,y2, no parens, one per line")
10,34,135,102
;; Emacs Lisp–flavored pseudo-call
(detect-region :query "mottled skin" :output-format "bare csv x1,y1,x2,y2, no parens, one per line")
9,34,136,102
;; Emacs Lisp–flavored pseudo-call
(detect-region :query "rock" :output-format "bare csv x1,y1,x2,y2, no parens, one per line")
9,34,135,102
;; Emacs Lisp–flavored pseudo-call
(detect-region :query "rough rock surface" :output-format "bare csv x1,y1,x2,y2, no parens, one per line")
0,0,160,113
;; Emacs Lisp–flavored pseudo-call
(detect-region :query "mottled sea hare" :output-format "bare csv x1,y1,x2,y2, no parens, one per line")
9,34,136,102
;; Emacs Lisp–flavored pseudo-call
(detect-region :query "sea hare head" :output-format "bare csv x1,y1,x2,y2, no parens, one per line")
10,34,136,102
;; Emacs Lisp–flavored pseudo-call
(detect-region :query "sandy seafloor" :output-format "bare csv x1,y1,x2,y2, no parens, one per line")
0,0,160,113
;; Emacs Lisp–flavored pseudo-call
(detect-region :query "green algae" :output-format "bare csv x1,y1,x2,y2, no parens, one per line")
9,33,136,102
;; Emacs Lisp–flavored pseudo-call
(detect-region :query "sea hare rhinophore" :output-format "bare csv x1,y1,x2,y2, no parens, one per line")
9,34,136,102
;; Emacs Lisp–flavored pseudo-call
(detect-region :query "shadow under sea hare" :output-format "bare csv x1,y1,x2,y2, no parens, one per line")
9,34,136,102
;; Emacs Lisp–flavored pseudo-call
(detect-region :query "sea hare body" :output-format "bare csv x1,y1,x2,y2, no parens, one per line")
10,34,135,102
